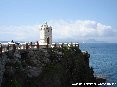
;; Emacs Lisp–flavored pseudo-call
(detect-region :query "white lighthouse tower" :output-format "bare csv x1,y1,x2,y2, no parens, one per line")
39,22,52,45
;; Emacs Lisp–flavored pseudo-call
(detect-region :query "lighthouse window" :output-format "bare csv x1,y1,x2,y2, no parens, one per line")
48,30,49,32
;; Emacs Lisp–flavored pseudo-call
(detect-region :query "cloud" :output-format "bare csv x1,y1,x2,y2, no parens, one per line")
0,25,39,41
48,20,117,42
0,20,117,43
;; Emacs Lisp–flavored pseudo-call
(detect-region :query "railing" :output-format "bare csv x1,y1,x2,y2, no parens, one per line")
0,42,79,54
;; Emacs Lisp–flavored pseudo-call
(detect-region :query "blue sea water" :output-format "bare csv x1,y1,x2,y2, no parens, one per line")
80,43,117,87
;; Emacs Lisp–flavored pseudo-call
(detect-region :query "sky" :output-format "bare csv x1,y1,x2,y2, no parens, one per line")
0,0,117,43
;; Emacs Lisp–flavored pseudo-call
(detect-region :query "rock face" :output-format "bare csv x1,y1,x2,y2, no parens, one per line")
0,46,98,87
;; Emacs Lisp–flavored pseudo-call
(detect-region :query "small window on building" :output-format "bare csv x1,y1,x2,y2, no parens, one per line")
48,30,49,32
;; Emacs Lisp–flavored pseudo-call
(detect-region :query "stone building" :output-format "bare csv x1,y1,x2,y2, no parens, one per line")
39,22,52,45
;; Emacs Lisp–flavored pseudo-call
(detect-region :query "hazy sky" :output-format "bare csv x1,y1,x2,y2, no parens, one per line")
0,0,117,42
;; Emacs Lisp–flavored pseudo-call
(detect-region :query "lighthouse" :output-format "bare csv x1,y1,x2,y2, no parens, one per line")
39,22,52,45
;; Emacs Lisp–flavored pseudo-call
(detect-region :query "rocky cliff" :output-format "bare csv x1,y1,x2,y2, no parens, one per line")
0,46,103,87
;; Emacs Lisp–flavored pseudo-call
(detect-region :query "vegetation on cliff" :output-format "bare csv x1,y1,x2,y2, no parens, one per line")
1,46,99,87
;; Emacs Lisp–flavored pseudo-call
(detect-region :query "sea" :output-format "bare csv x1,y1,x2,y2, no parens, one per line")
80,43,117,87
